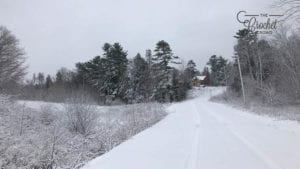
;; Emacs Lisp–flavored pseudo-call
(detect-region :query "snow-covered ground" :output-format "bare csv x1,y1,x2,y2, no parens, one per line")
82,87,300,169
1,98,165,169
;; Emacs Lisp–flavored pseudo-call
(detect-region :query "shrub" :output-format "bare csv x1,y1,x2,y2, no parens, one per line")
64,96,98,136
40,104,56,125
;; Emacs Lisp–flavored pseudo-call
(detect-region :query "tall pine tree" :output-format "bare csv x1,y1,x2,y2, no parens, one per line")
152,40,180,102
184,60,199,88
76,42,128,101
130,53,149,102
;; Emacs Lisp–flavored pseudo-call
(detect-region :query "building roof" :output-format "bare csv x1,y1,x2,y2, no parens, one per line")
194,76,206,81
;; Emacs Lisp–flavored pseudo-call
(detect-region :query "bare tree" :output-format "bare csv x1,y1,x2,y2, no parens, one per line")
0,26,26,88
271,26,300,101
273,0,300,22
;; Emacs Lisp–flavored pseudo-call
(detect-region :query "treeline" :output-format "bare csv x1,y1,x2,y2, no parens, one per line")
224,28,300,105
21,40,201,104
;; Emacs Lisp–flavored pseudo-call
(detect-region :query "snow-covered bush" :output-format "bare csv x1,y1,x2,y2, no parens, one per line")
64,96,98,136
0,94,13,112
97,102,166,151
0,98,166,169
123,103,165,134
40,104,56,125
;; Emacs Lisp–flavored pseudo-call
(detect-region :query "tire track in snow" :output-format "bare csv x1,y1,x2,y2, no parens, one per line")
199,101,284,169
184,102,201,169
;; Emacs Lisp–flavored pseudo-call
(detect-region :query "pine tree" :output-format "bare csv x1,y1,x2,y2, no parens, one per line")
152,40,180,102
171,69,187,101
103,43,128,98
45,75,53,89
131,53,149,102
202,67,211,86
143,49,155,101
207,55,227,86
37,73,45,87
145,49,152,68
186,60,198,77
76,56,107,94
184,60,199,88
56,71,63,85
76,42,128,101
234,29,258,80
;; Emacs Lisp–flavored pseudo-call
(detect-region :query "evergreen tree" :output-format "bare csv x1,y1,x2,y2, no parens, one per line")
45,75,52,89
131,53,149,102
171,69,187,101
234,29,258,80
37,73,45,87
145,49,152,68
103,43,128,98
76,56,107,95
186,60,198,76
76,42,128,101
202,67,211,85
56,71,63,85
143,49,155,101
152,40,180,102
207,55,227,86
184,60,199,88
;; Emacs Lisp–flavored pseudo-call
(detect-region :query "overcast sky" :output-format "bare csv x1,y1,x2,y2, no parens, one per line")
0,0,275,78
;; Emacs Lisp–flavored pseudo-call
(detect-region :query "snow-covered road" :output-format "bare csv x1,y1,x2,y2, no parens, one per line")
82,88,300,169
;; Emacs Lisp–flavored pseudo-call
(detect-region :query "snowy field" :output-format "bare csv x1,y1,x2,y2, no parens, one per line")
82,87,300,169
0,97,166,169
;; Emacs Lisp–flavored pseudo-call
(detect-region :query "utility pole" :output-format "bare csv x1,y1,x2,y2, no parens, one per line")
82,78,84,89
223,66,228,87
222,66,229,99
237,55,246,104
258,54,263,89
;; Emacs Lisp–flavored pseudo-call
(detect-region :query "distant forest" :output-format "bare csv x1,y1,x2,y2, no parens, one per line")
8,37,205,104
1,11,300,106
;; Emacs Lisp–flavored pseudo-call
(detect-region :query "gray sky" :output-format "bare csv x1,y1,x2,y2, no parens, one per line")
0,0,274,78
